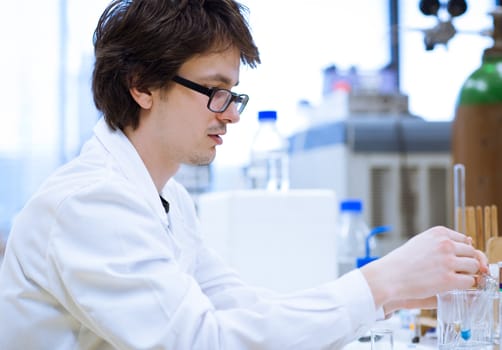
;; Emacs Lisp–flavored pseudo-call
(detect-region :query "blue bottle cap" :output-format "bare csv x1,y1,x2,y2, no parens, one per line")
258,110,277,121
340,199,362,212
356,256,379,268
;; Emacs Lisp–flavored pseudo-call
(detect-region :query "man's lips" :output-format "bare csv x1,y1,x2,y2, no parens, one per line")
209,134,223,145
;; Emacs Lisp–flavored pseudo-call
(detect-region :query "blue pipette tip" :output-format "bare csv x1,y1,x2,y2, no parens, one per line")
460,329,471,341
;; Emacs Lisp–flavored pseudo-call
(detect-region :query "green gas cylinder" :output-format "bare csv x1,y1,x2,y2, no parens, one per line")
452,8,502,235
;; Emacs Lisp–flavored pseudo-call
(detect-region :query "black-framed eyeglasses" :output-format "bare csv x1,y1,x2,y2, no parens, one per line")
172,75,249,114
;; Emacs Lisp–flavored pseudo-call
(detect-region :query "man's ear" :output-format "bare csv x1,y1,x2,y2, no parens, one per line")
129,87,153,109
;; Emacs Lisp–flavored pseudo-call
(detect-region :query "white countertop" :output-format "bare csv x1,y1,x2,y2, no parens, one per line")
343,314,437,349
343,339,436,350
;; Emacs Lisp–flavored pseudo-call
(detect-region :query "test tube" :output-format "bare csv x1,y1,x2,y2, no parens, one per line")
499,262,502,292
499,262,502,343
454,164,466,235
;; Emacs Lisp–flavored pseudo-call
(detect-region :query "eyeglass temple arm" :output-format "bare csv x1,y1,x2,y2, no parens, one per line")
172,76,212,96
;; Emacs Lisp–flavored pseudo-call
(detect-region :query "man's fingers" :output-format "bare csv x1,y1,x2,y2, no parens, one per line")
454,256,481,275
446,228,471,244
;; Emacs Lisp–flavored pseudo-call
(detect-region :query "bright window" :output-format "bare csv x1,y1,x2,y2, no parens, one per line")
0,0,496,236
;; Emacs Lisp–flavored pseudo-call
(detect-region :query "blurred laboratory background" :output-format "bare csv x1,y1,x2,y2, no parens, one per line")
1,0,501,290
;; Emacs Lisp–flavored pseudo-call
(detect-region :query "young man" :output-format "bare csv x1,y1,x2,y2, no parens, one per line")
0,0,487,349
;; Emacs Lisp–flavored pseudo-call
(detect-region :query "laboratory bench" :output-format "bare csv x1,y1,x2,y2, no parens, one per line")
343,312,502,349
343,314,437,349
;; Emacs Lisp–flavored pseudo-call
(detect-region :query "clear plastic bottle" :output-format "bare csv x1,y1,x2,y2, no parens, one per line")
247,110,290,191
329,80,351,120
336,199,369,276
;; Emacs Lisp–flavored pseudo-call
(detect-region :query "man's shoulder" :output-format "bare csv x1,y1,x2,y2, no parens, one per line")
27,146,131,216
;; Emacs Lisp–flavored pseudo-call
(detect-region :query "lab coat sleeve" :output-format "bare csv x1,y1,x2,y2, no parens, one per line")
46,178,378,350
171,179,380,348
194,244,379,349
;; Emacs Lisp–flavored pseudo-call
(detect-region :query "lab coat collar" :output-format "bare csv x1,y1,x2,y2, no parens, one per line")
159,183,184,234
93,118,168,227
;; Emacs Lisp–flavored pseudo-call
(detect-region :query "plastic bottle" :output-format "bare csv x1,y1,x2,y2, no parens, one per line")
247,110,290,191
313,80,351,126
329,80,351,120
336,199,369,276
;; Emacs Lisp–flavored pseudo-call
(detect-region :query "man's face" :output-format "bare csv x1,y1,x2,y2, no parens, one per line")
138,46,242,172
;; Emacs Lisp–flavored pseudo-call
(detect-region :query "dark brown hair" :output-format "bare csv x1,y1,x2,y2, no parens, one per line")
92,0,260,130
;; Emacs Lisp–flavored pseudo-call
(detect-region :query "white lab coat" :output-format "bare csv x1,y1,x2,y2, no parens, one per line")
0,118,379,349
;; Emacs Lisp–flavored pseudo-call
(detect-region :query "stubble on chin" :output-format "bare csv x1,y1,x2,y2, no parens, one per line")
188,149,216,166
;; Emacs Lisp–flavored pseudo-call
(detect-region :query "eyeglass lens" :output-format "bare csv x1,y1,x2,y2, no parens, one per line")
209,90,247,114
209,90,234,113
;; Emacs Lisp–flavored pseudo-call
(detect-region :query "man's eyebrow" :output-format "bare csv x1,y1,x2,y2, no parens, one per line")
201,73,239,87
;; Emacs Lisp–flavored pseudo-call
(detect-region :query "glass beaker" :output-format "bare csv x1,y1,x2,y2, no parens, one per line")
370,328,393,350
437,275,497,349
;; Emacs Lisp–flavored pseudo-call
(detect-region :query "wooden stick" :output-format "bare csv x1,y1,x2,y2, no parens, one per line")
466,206,477,248
485,206,492,245
476,206,484,251
456,207,465,234
492,205,499,237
